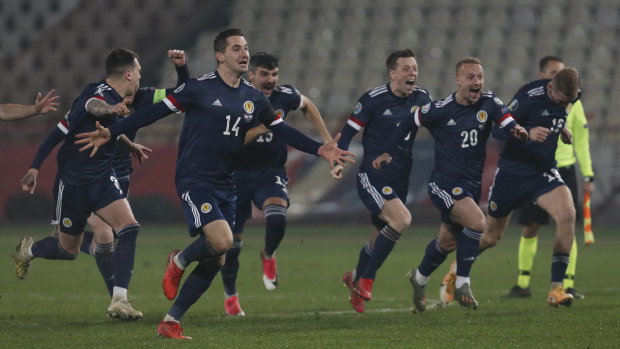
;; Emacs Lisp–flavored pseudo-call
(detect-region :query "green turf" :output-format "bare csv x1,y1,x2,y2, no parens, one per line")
1,223,619,348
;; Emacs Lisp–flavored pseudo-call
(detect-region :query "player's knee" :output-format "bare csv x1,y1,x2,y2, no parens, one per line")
209,234,233,255
391,210,411,232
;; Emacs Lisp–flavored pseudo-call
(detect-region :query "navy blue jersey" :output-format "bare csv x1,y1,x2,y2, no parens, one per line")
233,84,302,171
56,81,123,185
112,65,189,178
162,71,274,191
413,91,516,185
111,86,181,178
498,79,570,175
339,83,431,190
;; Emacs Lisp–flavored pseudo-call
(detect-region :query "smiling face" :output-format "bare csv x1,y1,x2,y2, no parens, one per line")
249,66,279,97
216,35,250,75
389,56,418,97
455,62,484,105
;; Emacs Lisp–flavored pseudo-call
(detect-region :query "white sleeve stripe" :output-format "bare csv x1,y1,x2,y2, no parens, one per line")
414,109,422,127
347,119,362,131
298,95,305,110
57,122,69,134
163,97,181,114
270,118,284,126
500,116,515,128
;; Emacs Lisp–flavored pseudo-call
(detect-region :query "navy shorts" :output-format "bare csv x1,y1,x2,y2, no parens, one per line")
117,175,130,199
178,185,236,237
427,176,481,224
356,171,406,227
488,167,566,219
52,173,125,235
517,165,580,225
232,168,289,234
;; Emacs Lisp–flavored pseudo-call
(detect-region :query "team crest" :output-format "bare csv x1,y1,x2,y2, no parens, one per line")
507,99,518,112
494,97,503,106
566,103,573,114
354,102,362,115
410,106,419,114
382,186,393,195
62,218,72,228
174,83,185,93
452,187,463,195
489,201,497,211
275,109,285,119
476,111,488,123
421,103,431,113
243,101,255,114
201,203,212,213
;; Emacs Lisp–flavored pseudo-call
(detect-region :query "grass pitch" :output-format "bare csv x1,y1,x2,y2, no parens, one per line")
1,223,619,348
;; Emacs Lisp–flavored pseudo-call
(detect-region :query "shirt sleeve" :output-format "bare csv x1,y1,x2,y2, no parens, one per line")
570,100,594,177
30,126,65,169
337,97,370,150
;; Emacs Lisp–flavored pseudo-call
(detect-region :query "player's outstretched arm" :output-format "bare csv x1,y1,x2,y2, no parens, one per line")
0,90,60,121
75,121,111,157
35,89,60,115
118,134,152,164
301,95,332,143
86,98,130,117
317,133,355,168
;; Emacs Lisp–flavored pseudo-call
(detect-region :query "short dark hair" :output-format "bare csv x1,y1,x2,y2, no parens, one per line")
455,57,482,75
386,49,415,72
105,48,138,77
539,55,564,72
214,28,244,53
552,67,580,101
250,52,279,72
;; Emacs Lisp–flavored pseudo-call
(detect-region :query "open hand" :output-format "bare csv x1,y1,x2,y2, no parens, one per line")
317,133,355,168
74,121,112,157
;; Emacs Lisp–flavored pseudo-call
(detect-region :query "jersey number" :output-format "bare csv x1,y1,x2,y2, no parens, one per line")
256,132,274,143
550,118,566,133
223,115,240,137
460,129,478,148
